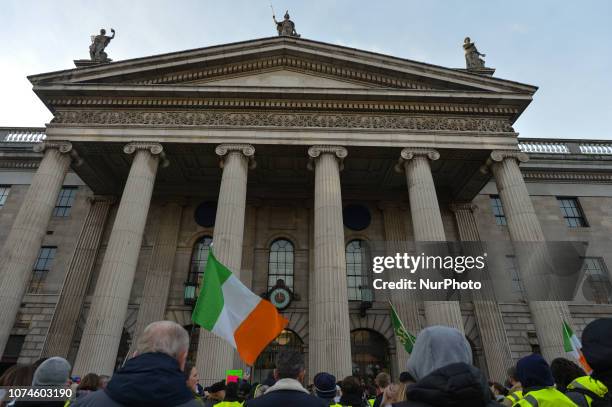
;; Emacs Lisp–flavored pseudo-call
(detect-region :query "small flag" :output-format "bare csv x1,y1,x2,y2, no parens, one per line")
563,320,592,374
192,250,288,365
389,301,416,354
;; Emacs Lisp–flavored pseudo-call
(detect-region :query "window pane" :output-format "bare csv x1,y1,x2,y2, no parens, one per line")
268,239,294,290
346,240,372,302
557,197,587,228
0,186,10,207
28,246,57,294
189,236,212,289
53,187,77,217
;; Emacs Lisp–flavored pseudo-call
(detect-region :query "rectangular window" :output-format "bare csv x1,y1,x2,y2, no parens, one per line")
53,187,77,217
0,185,10,207
582,258,612,304
28,246,57,294
490,195,507,226
557,197,588,227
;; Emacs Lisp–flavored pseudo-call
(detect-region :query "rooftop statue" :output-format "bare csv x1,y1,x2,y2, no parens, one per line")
89,28,115,62
273,10,300,37
463,37,486,69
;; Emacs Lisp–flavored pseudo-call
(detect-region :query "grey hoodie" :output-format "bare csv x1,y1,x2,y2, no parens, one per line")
406,325,473,381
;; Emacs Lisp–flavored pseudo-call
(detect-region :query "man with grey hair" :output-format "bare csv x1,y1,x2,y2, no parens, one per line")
245,350,325,407
73,320,201,407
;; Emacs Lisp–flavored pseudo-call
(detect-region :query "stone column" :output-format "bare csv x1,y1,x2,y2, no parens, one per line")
379,202,421,374
450,202,512,381
0,141,79,356
41,196,115,359
396,148,463,331
307,145,352,379
487,150,571,361
196,144,255,385
73,142,166,376
131,201,183,347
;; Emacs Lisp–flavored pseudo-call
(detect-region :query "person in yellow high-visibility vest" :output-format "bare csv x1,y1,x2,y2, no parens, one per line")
511,354,576,407
313,372,342,407
216,382,244,407
564,318,612,407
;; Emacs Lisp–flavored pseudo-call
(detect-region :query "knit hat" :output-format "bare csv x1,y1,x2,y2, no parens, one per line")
313,372,337,399
516,353,554,388
32,357,71,387
205,380,226,393
582,318,612,373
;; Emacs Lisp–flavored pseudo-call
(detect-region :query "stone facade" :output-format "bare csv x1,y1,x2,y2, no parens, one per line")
1,37,612,382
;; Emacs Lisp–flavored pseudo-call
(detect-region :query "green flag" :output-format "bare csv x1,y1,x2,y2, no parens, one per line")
389,301,416,354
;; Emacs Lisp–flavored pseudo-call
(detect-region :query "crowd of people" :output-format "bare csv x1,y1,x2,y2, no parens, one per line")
0,318,610,407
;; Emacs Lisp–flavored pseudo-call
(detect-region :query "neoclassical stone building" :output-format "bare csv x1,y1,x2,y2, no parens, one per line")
1,36,611,384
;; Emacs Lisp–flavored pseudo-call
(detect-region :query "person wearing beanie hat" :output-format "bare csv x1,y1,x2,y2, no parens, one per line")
12,357,71,406
512,353,576,406
203,380,226,406
395,326,498,407
564,318,612,407
313,372,339,405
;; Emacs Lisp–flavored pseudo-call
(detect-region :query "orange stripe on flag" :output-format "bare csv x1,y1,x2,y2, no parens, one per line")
234,299,289,366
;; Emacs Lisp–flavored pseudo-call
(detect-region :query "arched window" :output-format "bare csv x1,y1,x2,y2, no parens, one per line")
268,239,294,290
346,240,372,301
189,236,213,285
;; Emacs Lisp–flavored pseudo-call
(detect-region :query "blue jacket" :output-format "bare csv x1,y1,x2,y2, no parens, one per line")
245,378,326,407
72,352,201,407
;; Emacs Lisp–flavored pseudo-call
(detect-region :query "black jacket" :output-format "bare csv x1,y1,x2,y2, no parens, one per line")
72,352,200,407
245,378,326,407
393,362,501,407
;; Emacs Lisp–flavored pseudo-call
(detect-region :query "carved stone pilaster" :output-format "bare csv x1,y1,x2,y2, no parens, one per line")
215,143,256,169
307,145,348,171
124,142,168,167
33,141,83,166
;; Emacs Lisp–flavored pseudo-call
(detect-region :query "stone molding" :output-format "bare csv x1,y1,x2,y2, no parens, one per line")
51,110,516,133
123,142,169,168
307,145,348,171
215,143,256,169
47,97,520,116
87,195,117,205
523,171,612,183
394,147,440,173
32,141,82,166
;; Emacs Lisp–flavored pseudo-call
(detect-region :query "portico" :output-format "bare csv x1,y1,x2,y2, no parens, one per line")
0,36,566,382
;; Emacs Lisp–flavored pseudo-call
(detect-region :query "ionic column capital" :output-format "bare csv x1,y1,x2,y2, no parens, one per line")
394,148,439,173
481,149,529,173
33,141,83,166
123,142,169,167
449,202,478,213
215,143,256,169
307,145,348,171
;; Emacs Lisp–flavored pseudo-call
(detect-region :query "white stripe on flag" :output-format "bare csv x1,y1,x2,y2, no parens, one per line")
210,275,260,348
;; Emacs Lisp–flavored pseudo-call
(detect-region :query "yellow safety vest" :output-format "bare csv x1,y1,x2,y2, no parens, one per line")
367,398,375,407
512,387,577,406
505,390,524,405
567,376,609,407
215,401,244,407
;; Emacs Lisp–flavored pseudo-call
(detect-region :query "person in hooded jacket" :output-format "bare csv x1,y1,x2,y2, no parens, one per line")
512,353,576,407
392,325,500,407
72,321,201,407
565,318,612,407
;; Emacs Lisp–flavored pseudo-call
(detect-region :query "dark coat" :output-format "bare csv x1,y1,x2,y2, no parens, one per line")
245,378,326,407
393,362,501,407
72,352,201,407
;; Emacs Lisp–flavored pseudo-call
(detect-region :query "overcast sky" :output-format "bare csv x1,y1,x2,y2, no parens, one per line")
2,0,611,139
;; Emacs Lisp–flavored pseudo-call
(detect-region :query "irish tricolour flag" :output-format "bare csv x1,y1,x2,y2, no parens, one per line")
563,320,592,374
192,250,288,365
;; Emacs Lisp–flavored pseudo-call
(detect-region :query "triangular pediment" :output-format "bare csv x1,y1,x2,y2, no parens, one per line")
182,68,381,89
29,37,537,96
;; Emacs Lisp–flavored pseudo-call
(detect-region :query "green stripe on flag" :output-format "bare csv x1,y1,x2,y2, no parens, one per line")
389,301,416,354
562,320,573,352
192,250,232,330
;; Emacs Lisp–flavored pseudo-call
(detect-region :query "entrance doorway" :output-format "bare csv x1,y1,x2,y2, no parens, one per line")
351,329,390,387
254,329,304,383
